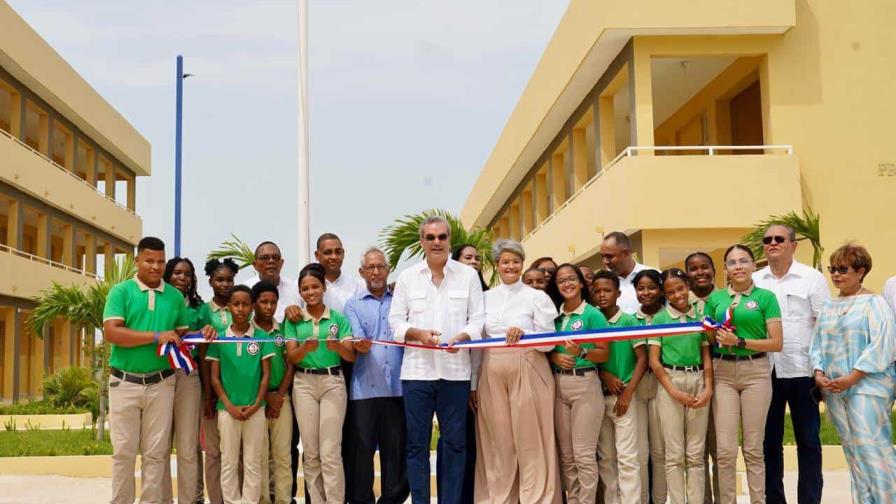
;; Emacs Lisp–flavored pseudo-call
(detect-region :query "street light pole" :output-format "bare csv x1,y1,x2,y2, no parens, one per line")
297,0,310,267
174,54,185,257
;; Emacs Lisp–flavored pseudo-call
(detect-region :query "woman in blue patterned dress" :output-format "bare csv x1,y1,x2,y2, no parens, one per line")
810,243,896,503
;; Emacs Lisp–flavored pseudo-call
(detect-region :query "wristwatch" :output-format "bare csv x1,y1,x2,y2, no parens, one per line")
736,337,747,349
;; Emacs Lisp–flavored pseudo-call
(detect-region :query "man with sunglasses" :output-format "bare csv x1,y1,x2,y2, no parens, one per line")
753,224,830,504
388,216,485,504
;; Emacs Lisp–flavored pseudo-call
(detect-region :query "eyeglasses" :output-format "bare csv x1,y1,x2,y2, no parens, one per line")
256,254,282,263
423,233,449,242
827,265,851,275
762,235,787,245
362,264,388,273
556,276,579,286
725,257,753,267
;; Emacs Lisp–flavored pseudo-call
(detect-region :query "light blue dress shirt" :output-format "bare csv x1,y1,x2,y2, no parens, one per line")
344,288,403,399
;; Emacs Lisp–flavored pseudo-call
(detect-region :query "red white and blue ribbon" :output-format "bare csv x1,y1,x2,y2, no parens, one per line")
701,306,735,332
179,319,718,352
159,341,197,374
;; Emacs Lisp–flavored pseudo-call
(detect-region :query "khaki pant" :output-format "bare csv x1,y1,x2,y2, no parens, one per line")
109,372,176,504
635,372,666,504
161,370,202,503
219,407,266,504
597,392,641,504
554,372,604,504
656,370,710,504
202,400,224,504
712,357,772,504
261,393,295,504
293,373,347,504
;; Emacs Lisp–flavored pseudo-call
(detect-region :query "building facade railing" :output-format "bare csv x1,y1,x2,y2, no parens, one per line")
0,242,100,280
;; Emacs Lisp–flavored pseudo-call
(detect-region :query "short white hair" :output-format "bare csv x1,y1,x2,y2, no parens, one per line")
492,239,525,261
359,247,386,267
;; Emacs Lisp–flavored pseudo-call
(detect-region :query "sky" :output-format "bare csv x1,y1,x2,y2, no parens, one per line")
9,0,567,295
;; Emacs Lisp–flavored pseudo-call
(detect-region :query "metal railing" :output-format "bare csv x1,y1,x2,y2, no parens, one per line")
0,127,139,216
0,242,100,280
521,144,794,240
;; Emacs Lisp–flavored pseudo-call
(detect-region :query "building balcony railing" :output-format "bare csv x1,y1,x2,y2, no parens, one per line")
0,243,99,280
0,127,137,216
524,144,794,241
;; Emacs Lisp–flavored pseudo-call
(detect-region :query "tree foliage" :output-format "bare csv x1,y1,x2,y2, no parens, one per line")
742,207,823,269
207,233,255,270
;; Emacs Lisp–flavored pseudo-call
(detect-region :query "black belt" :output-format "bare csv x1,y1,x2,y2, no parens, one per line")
111,367,174,385
297,366,341,375
553,367,596,377
662,363,702,372
715,352,766,361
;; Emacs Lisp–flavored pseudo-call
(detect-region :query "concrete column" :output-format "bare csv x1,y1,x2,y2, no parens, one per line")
564,134,576,197
629,42,655,154
85,147,97,187
28,312,43,397
587,102,600,176
520,184,534,236
599,96,616,166
84,233,97,275
62,224,75,267
7,199,24,250
572,128,589,189
10,93,24,139
35,213,50,259
7,308,21,402
126,175,136,211
534,167,549,222
104,162,116,199
508,201,521,241
64,131,74,171
103,241,114,275
551,153,566,209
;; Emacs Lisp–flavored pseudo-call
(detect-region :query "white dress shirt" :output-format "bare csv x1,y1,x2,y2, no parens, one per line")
244,273,300,323
753,260,831,378
389,258,485,381
619,262,655,314
324,272,365,313
883,276,896,315
471,280,558,389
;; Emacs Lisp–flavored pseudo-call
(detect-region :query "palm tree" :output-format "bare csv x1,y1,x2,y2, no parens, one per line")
207,233,255,269
27,255,136,441
742,207,823,269
379,209,495,283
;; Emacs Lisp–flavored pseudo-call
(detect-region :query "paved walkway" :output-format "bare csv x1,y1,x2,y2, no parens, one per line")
0,471,855,503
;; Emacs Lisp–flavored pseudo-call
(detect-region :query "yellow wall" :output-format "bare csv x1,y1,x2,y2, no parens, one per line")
0,1,150,176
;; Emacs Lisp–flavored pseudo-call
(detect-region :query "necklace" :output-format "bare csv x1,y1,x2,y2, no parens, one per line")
837,287,870,316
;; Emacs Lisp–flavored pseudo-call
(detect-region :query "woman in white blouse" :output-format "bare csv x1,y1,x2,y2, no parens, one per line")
473,239,561,504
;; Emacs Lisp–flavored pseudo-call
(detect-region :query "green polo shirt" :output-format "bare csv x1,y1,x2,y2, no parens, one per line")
649,305,707,366
283,307,352,369
705,285,781,357
601,310,643,383
199,301,233,333
260,321,289,390
183,302,205,356
205,325,275,409
552,302,608,369
103,277,191,373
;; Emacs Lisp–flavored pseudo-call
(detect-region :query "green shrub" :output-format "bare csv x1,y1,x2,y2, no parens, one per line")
0,399,87,415
42,367,98,418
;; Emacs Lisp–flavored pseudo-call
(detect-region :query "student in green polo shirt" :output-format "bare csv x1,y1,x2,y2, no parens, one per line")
197,256,239,503
648,268,713,504
284,264,355,503
102,237,206,504
593,270,647,504
206,285,274,504
251,280,295,504
544,263,608,504
703,245,782,503
161,256,206,504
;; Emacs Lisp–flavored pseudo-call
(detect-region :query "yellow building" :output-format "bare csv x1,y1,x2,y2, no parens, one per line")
0,1,149,402
462,0,896,290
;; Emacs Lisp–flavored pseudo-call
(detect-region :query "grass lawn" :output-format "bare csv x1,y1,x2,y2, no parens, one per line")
0,428,111,457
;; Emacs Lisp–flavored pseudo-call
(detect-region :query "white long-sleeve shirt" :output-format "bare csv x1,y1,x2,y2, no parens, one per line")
753,261,831,378
471,279,558,389
883,276,896,315
388,258,485,381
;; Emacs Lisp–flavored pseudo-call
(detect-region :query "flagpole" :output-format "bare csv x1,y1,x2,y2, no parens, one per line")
297,0,311,267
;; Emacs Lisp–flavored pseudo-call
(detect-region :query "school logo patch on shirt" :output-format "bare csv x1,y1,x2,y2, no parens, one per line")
328,324,339,337
247,342,260,356
571,319,584,331
744,300,760,311
275,336,284,347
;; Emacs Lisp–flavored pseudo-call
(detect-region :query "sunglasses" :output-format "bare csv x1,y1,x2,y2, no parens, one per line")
762,235,787,245
423,233,449,242
827,265,851,275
